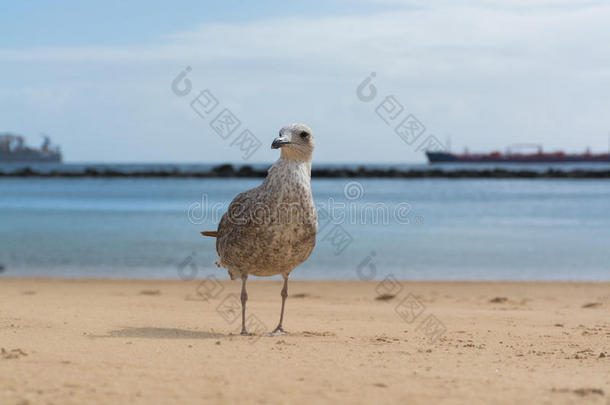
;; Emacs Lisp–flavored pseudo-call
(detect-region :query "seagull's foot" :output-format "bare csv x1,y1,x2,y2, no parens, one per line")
265,326,287,337
240,329,252,336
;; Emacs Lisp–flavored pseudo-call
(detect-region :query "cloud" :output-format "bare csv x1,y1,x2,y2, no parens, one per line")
1,2,610,162
3,3,609,76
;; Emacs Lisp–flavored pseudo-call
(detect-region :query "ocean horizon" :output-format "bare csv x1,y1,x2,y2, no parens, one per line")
3,161,610,175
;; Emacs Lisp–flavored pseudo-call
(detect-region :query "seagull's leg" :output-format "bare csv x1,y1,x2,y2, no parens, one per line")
272,274,289,334
240,274,249,335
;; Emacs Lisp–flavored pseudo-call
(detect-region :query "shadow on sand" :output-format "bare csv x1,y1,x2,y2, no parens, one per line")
96,327,226,339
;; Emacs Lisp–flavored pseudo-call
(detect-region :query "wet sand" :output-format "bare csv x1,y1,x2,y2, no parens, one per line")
1,278,608,404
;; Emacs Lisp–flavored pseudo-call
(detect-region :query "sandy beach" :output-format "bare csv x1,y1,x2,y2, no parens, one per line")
0,278,608,404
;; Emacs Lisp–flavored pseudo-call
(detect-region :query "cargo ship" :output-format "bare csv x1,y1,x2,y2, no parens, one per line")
0,133,62,163
427,144,610,164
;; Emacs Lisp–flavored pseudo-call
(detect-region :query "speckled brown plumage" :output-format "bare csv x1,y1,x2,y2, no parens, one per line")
215,157,317,278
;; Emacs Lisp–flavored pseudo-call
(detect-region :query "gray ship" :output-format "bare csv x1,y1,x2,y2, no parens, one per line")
0,133,62,162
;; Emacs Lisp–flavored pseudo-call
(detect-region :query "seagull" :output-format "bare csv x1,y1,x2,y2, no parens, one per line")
201,123,317,335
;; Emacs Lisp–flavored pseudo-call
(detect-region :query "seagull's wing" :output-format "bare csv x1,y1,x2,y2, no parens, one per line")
199,185,260,241
215,187,268,266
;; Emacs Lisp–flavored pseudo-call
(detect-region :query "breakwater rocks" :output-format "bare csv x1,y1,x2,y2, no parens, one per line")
1,164,610,178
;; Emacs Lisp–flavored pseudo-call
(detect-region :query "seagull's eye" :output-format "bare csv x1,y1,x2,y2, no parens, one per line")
300,131,309,139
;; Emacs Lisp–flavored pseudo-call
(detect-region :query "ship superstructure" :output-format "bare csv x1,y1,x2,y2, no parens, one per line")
0,133,62,163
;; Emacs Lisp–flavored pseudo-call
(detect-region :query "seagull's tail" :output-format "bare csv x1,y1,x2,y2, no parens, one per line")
200,231,217,237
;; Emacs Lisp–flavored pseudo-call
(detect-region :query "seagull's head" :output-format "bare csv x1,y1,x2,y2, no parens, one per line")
271,123,315,161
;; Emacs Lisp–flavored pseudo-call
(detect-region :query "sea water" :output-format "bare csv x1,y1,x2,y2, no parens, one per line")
1,176,609,281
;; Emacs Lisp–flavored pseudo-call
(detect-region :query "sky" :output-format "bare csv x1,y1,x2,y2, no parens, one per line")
1,0,610,163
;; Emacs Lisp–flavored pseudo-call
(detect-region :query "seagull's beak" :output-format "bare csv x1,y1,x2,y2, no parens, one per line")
271,136,291,149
